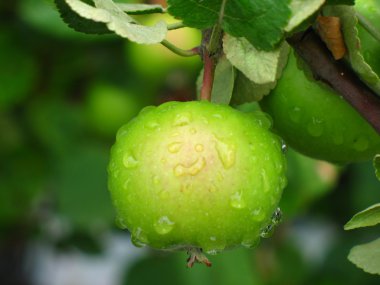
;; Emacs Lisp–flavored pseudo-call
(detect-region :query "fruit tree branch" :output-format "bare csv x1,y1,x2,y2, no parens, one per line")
287,29,380,134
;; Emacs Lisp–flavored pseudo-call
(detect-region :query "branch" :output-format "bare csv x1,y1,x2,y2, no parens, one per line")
287,29,380,134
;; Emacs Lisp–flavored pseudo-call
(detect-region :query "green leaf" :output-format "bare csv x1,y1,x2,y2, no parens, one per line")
231,72,277,104
167,0,291,51
195,56,236,105
57,0,167,43
344,203,380,230
210,56,236,105
323,5,380,96
374,154,380,181
326,0,355,5
285,0,325,33
224,35,290,84
117,3,165,15
55,0,111,34
348,238,380,275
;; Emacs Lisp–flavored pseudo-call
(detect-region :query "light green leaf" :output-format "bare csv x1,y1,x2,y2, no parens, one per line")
210,56,236,105
223,35,290,85
344,203,380,230
323,5,380,96
195,57,236,105
374,154,380,181
348,238,380,275
64,0,167,44
116,3,165,14
231,72,277,104
285,0,325,32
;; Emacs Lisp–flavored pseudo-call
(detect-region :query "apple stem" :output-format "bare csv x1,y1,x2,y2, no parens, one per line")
200,51,216,101
160,39,200,57
186,248,212,268
287,28,380,134
356,12,380,44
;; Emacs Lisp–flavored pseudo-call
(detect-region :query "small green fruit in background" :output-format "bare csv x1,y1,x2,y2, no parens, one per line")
260,52,380,163
126,14,201,79
355,0,380,76
85,83,142,137
108,101,286,265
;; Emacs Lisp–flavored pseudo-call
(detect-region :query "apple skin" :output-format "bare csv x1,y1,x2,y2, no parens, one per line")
260,51,380,163
355,0,380,76
126,14,201,79
108,101,287,254
85,83,142,137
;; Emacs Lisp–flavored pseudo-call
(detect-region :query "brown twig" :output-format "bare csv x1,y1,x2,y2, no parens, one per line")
200,51,216,101
287,29,380,134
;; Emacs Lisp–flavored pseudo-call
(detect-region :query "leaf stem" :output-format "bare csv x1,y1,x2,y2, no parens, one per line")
160,40,200,57
167,22,186,30
356,12,380,44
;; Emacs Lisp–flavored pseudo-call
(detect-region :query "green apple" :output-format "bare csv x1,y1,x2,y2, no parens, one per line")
126,14,201,79
260,51,380,163
108,101,287,263
85,83,142,137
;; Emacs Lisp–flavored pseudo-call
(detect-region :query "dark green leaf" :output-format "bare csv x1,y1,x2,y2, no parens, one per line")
374,154,380,181
326,0,355,5
348,238,380,275
54,0,111,34
344,203,380,230
167,0,291,50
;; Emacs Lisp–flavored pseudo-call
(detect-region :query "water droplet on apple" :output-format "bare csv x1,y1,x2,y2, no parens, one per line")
289,106,301,123
116,216,127,229
131,227,148,247
260,224,274,238
271,207,282,225
230,192,246,209
209,236,217,241
173,112,191,126
215,138,236,169
353,136,369,152
281,140,287,153
123,153,138,169
145,121,160,130
167,142,183,153
307,117,324,137
154,216,175,235
206,249,218,255
241,237,260,249
195,144,204,152
173,157,206,177
251,208,265,221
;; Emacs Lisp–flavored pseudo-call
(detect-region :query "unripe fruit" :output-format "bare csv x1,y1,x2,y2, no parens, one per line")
108,101,287,264
260,52,380,163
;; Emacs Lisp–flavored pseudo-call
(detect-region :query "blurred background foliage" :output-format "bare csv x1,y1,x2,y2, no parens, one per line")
0,0,379,285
